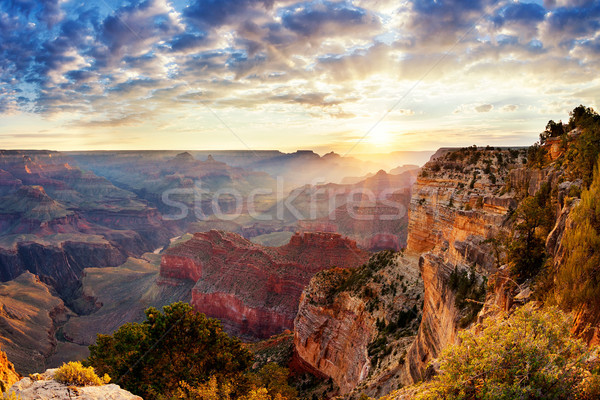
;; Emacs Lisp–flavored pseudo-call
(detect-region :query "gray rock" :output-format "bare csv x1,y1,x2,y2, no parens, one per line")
8,369,143,400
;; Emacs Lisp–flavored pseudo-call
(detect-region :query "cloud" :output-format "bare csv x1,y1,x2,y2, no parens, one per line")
502,104,519,112
492,2,546,27
1,0,600,152
184,0,274,29
401,0,495,48
281,1,380,38
540,1,600,47
95,0,184,66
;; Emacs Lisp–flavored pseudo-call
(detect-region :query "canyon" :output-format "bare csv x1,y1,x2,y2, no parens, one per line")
0,149,417,374
292,146,534,395
0,151,177,300
291,142,594,398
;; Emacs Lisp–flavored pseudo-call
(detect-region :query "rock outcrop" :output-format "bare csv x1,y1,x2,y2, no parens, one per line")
9,369,141,400
0,346,20,391
399,147,525,384
293,252,423,397
0,272,66,374
160,230,369,339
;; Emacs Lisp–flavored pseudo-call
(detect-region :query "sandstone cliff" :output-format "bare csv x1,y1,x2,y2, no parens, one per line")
398,147,526,384
160,230,369,339
291,147,532,395
293,251,423,397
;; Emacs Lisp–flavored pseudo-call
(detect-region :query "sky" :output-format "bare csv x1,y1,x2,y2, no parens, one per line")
0,0,599,154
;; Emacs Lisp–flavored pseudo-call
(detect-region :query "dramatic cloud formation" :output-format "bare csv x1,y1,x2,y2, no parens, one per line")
0,0,599,151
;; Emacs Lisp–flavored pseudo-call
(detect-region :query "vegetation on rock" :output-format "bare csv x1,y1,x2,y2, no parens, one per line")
414,305,600,400
556,157,600,312
88,302,296,400
448,266,486,328
53,361,110,386
506,182,554,283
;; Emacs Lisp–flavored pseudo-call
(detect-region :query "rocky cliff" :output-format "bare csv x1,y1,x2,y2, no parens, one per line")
291,146,530,395
293,251,423,397
399,147,529,384
159,230,369,339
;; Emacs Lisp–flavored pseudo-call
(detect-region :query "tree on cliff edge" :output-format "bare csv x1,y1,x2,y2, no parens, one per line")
88,302,253,399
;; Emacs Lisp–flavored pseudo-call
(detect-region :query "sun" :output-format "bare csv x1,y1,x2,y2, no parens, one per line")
369,128,392,146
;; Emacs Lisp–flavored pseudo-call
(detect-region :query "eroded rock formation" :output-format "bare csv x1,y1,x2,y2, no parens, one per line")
160,230,370,339
293,252,423,397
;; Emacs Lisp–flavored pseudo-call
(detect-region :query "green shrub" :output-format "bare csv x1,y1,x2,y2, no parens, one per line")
507,183,555,283
54,361,110,386
415,305,600,400
88,302,252,400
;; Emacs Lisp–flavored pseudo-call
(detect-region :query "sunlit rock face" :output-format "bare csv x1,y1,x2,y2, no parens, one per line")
293,252,423,397
159,230,369,339
401,148,523,384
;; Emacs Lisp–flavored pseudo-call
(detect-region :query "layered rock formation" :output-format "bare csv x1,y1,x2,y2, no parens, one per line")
294,252,423,397
9,369,141,400
0,272,66,374
68,151,278,220
159,230,369,339
292,146,530,395
399,147,525,384
285,170,417,251
0,151,177,299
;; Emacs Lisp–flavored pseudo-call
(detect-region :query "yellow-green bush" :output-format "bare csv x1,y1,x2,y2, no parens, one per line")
53,361,110,386
415,305,600,400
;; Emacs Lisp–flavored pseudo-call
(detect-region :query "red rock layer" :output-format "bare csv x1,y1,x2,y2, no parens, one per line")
160,230,369,339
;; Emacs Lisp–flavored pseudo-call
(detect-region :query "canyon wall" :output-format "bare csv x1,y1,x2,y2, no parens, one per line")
293,252,423,397
292,147,530,394
159,230,370,339
399,148,523,384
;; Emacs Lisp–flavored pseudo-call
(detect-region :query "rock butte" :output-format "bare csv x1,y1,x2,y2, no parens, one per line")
159,230,370,339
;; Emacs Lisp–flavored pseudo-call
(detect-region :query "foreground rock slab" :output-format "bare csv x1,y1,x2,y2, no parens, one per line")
9,369,142,400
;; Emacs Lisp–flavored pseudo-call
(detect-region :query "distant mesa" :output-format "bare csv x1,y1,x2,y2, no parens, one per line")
389,164,420,175
206,154,216,162
322,151,341,160
173,152,195,162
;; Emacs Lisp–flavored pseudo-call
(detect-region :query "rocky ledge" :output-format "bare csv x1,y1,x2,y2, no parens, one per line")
8,369,141,400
